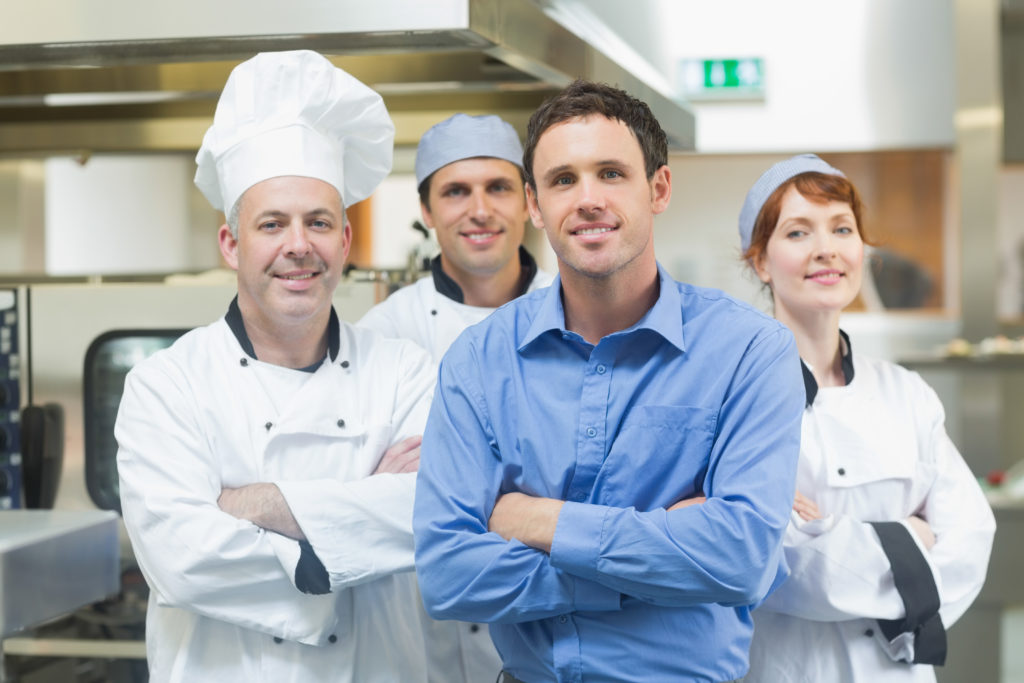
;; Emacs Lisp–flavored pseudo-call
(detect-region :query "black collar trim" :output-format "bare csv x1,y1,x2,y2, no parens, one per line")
225,296,341,369
802,329,855,407
430,246,539,305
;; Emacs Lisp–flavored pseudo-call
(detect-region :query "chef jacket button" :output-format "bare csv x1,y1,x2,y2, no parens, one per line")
558,615,568,624
328,634,338,644
340,360,350,369
469,624,480,633
430,309,437,316
337,419,346,428
864,629,874,637
837,467,846,476
240,358,248,367
273,637,283,644
265,421,273,431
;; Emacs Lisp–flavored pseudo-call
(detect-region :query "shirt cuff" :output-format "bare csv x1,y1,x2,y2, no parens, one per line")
550,501,621,612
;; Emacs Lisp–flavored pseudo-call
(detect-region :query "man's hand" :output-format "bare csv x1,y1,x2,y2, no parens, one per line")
488,492,564,553
374,435,422,474
218,483,305,540
793,490,821,521
907,515,936,550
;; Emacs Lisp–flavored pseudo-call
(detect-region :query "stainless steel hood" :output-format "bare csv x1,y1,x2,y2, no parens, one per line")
0,0,695,156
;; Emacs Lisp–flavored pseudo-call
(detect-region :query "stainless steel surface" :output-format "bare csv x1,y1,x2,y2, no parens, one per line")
2,636,145,659
956,0,1001,339
0,509,119,638
0,0,695,154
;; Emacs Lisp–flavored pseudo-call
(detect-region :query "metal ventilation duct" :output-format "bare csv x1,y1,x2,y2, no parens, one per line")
0,0,695,156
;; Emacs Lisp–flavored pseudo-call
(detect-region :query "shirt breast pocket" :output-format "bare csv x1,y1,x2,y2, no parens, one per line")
598,405,718,508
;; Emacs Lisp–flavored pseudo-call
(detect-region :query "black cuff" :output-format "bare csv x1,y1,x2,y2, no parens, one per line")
870,521,947,665
295,540,330,595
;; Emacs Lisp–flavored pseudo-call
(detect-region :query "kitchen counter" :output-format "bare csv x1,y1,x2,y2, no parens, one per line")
0,509,119,638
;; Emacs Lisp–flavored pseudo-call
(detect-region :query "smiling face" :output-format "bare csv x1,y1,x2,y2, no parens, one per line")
423,157,528,283
525,115,670,285
219,175,350,331
754,184,864,322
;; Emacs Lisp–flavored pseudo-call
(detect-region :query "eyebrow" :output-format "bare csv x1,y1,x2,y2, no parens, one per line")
253,208,338,220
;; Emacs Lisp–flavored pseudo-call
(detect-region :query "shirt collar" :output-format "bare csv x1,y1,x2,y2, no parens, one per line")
225,296,341,367
802,329,855,406
519,262,686,352
431,246,539,304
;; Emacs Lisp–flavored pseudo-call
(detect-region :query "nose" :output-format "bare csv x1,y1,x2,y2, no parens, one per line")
575,175,606,215
469,189,491,224
812,230,837,259
283,222,312,257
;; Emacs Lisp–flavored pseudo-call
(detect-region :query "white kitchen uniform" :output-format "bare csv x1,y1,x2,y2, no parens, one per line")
117,302,436,683
745,337,995,683
359,248,553,363
358,249,551,683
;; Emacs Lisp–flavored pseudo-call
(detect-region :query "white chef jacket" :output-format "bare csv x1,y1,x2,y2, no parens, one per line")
358,248,554,364
745,344,995,683
358,249,552,683
116,302,436,683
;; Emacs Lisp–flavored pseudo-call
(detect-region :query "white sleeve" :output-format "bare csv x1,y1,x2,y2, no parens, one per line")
274,341,437,591
116,363,339,645
760,511,911,621
915,378,995,628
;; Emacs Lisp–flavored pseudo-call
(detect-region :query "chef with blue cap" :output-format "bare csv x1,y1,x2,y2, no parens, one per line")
116,50,435,683
359,113,553,364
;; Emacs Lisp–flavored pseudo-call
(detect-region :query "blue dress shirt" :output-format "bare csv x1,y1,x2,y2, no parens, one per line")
414,264,804,683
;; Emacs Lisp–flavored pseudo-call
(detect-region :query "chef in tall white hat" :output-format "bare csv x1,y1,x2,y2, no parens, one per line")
116,49,435,683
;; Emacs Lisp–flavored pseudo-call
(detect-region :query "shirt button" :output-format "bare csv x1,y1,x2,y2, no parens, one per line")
239,358,248,367
340,360,350,369
837,467,846,476
558,615,568,624
574,492,586,502
469,624,480,634
596,364,606,374
586,427,597,438
265,421,273,431
864,629,874,638
336,418,346,428
273,637,283,644
328,634,338,644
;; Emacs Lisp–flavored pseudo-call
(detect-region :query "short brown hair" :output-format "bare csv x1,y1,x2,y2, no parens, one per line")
743,172,873,267
523,80,667,191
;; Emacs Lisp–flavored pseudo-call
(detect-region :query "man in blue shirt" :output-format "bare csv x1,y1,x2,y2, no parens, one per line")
413,80,804,683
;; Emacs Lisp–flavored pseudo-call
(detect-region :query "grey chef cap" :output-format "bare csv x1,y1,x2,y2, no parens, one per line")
738,154,845,252
195,49,395,214
415,113,523,188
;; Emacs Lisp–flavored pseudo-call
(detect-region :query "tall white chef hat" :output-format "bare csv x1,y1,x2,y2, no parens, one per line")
194,50,395,215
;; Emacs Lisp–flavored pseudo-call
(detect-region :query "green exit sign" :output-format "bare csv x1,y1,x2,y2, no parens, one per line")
680,58,765,101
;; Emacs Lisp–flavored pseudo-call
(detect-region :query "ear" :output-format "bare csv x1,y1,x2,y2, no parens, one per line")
217,224,239,271
751,250,772,285
340,220,353,264
419,201,436,231
649,165,672,215
525,184,545,231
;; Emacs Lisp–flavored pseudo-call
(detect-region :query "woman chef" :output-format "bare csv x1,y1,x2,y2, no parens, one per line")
737,155,996,683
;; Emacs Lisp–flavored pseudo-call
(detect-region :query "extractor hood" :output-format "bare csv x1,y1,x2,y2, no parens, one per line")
0,0,695,156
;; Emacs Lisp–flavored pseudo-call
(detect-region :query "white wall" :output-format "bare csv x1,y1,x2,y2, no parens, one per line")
44,155,208,275
664,0,955,152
